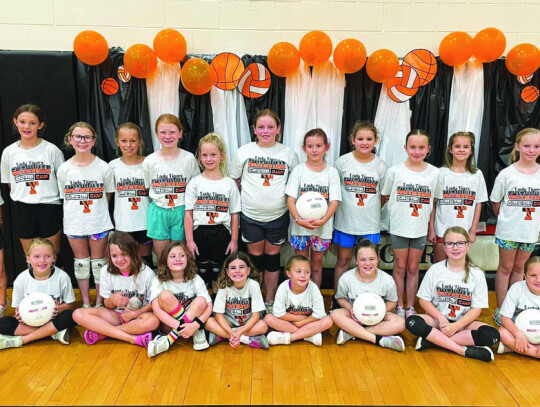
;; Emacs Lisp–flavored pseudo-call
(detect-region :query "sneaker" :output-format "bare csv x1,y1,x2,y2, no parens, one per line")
379,335,405,352
208,332,223,346
82,303,92,309
395,306,405,318
0,334,22,350
51,329,70,345
193,329,209,351
304,333,322,347
415,337,437,351
404,307,417,319
464,346,494,362
493,308,502,327
264,301,274,315
94,303,104,309
497,342,511,354
336,329,353,345
267,331,291,345
147,335,170,358
0,298,9,317
248,335,269,349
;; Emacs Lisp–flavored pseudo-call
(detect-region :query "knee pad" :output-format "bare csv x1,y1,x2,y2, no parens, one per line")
74,257,91,280
471,325,500,346
250,254,265,273
196,261,210,276
52,309,77,331
406,315,432,338
264,253,281,272
209,261,221,276
91,259,106,284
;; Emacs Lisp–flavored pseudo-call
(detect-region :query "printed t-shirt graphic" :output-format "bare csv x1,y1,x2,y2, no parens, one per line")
500,280,540,321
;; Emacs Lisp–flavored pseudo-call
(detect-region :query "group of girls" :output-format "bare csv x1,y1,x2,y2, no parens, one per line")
0,103,538,361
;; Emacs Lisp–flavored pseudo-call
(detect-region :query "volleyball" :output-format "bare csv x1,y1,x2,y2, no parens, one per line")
515,308,540,344
18,293,56,327
127,296,142,311
210,52,244,90
353,292,386,326
295,191,328,220
387,64,419,103
237,63,271,98
517,74,533,84
117,65,131,83
101,78,119,95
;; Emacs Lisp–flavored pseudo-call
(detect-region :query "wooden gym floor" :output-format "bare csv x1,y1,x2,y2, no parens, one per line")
0,290,538,406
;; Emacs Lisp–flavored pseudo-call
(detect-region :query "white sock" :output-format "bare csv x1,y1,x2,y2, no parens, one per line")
240,335,250,345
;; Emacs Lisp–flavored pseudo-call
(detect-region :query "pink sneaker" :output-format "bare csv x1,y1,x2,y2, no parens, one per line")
395,306,405,318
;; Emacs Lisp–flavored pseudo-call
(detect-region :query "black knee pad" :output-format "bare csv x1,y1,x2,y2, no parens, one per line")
471,325,500,346
52,309,77,331
406,315,432,338
0,316,19,336
250,254,265,273
209,262,220,281
264,253,281,272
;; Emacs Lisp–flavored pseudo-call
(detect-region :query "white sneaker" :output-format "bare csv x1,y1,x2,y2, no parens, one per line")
493,308,502,327
304,333,322,347
497,342,511,354
336,329,353,345
0,334,22,350
379,335,405,352
193,329,209,351
0,298,9,317
51,329,70,345
147,335,170,358
267,331,291,345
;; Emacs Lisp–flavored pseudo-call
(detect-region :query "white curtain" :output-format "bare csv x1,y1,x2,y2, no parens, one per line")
448,58,484,162
146,61,181,151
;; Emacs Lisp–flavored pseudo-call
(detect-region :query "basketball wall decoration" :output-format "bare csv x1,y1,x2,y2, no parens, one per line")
117,65,131,83
237,63,271,99
521,85,539,103
403,49,437,86
211,52,244,90
101,78,119,95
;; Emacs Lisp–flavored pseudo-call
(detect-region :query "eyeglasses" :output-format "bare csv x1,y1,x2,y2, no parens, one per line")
70,134,94,143
443,241,468,248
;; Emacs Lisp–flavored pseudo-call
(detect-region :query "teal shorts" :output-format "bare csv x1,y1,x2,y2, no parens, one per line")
495,238,535,253
147,202,185,241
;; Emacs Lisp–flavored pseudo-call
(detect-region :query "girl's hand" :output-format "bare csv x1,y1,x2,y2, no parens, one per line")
468,230,477,243
297,219,318,230
427,229,437,245
121,310,137,323
310,219,326,228
179,322,199,338
437,315,449,329
515,331,530,353
350,308,361,324
440,322,458,337
52,301,60,318
187,240,199,258
15,308,24,324
110,293,129,308
229,336,241,348
225,240,237,255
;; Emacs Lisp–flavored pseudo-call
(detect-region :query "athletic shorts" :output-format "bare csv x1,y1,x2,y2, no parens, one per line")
390,234,427,251
0,227,5,250
67,230,110,241
333,229,381,248
147,202,185,241
496,238,535,253
123,230,152,245
240,211,289,246
435,236,443,244
13,201,62,239
194,224,231,265
290,235,331,252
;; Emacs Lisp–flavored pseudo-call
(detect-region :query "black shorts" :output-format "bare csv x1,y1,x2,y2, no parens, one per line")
240,211,289,246
124,230,152,245
0,316,19,336
194,224,231,266
13,201,62,239
0,227,5,250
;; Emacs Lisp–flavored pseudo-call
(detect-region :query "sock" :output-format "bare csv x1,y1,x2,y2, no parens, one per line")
240,335,250,345
165,303,189,345
375,334,383,346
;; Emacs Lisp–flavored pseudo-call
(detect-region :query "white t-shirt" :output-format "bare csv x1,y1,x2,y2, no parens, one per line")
500,280,540,321
12,267,75,307
149,274,211,307
213,279,265,326
57,157,115,236
109,158,150,232
229,142,298,222
434,168,488,237
490,164,540,243
335,268,398,303
273,280,326,319
285,163,342,239
417,261,488,322
99,264,155,312
1,140,64,204
0,191,3,206
142,150,200,209
334,153,388,235
185,175,241,231
381,162,439,238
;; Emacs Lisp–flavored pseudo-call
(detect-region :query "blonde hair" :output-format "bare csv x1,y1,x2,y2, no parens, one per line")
197,133,227,175
510,128,540,164
444,132,477,174
524,256,540,275
156,241,198,283
155,114,183,134
350,121,378,153
63,122,97,150
116,122,144,156
442,226,478,283
285,255,311,273
26,238,56,259
217,252,260,289
253,109,282,142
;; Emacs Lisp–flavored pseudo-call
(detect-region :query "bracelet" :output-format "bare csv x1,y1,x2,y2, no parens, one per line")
294,217,301,223
193,317,204,328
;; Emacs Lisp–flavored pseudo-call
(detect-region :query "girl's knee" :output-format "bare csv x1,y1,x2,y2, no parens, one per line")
264,313,277,325
141,314,160,331
320,316,333,330
158,290,177,305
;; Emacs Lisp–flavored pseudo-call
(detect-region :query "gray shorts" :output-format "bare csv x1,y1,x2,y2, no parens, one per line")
390,234,427,251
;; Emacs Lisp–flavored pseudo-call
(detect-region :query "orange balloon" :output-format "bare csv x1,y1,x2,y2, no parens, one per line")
181,58,215,95
473,28,506,63
267,42,300,77
299,31,333,67
124,44,158,79
333,39,367,74
73,30,109,66
506,43,540,76
153,28,187,63
439,31,473,67
366,49,399,83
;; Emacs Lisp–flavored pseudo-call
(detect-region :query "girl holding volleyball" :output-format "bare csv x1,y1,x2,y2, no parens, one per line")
333,121,388,291
57,122,115,308
381,129,439,319
330,239,405,352
286,129,341,287
229,109,298,312
406,226,499,362
0,192,6,317
428,132,488,263
491,128,540,326
264,255,333,346
497,256,540,358
0,238,76,350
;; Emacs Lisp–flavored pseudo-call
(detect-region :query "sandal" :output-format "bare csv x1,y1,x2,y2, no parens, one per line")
84,329,106,345
135,332,153,348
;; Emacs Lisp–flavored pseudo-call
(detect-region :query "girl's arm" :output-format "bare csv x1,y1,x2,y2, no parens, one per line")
227,213,239,254
469,203,483,243
427,200,437,244
502,315,530,352
441,308,481,337
120,303,153,323
491,201,501,217
151,298,182,330
385,300,397,312
184,210,198,257
419,299,448,326
215,313,234,336
234,311,261,337
337,297,352,311
106,192,113,202
312,200,339,227
381,195,389,206
53,301,73,317
279,313,310,322
287,196,317,230
233,178,241,191
103,293,129,309
292,315,317,328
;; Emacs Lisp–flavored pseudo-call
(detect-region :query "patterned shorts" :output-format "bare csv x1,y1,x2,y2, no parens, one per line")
495,238,535,253
290,235,331,252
